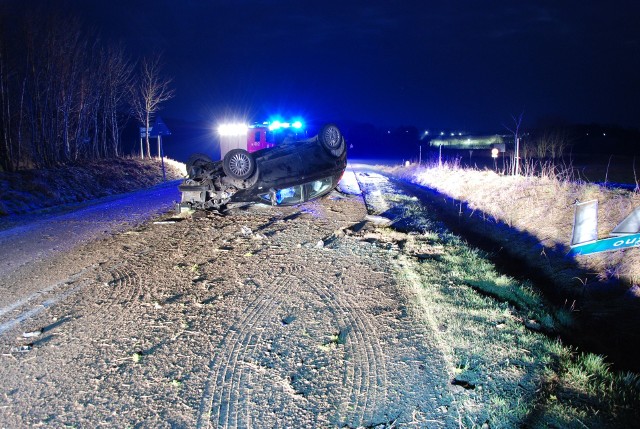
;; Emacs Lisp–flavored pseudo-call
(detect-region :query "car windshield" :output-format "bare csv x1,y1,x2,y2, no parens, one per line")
260,177,333,205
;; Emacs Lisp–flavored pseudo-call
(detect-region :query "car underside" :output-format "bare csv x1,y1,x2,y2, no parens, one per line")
178,124,347,212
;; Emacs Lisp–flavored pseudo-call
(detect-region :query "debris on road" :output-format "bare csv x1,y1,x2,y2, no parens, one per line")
22,329,43,338
10,344,33,353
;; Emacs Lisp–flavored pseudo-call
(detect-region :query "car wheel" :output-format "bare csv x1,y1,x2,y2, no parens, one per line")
186,153,212,178
318,123,345,157
223,149,256,180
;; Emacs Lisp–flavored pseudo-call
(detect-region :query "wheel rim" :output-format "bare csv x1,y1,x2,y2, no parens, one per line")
322,127,340,148
229,153,251,177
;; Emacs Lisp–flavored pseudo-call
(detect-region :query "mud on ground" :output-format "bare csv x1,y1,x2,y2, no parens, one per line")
0,190,467,428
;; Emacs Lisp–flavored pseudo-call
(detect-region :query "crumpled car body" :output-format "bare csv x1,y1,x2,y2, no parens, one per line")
178,124,347,211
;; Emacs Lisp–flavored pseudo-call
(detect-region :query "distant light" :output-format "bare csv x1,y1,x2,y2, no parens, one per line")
424,131,429,135
292,121,303,129
268,120,282,131
450,132,455,136
491,148,499,158
440,131,444,136
218,123,248,136
603,133,606,136
458,132,462,136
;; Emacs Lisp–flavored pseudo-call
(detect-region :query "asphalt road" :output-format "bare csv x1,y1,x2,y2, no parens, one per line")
0,180,181,306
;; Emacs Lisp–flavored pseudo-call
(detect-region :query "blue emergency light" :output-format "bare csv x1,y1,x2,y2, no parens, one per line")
266,118,305,131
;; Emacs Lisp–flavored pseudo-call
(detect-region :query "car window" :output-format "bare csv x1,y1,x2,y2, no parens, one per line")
260,185,304,205
259,177,333,205
277,186,303,204
305,177,333,199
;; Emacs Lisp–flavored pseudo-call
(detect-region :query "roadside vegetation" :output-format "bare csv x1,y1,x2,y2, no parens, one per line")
376,157,640,427
0,4,174,172
0,157,185,216
362,190,640,427
405,228,640,428
395,160,640,286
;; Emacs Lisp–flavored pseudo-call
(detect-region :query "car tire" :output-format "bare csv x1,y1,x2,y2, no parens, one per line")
318,123,345,157
223,149,256,180
186,153,212,178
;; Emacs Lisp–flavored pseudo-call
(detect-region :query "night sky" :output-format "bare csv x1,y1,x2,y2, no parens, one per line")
7,1,640,132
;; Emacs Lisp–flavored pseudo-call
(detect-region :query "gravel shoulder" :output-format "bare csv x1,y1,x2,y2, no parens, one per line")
0,173,461,428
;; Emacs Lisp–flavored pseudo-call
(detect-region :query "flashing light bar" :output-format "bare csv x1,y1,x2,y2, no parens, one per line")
267,119,304,131
218,123,248,136
218,119,305,135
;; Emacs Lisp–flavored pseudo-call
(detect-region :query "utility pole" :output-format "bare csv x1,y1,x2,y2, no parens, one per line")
159,135,166,181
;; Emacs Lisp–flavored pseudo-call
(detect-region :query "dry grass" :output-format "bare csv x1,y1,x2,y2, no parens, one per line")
370,202,639,427
369,185,640,427
392,162,640,287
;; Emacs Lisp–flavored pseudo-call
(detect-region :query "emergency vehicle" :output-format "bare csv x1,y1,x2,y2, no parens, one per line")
217,120,305,159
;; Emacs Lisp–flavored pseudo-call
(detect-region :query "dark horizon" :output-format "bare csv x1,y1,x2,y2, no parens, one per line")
3,1,638,132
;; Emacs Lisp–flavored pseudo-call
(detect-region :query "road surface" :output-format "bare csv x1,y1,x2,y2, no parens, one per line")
0,169,486,427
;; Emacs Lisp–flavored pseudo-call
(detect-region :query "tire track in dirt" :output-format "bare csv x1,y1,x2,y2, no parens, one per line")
66,262,147,345
228,269,338,426
232,269,361,427
231,263,332,428
303,269,389,426
229,265,308,428
0,267,94,335
221,277,292,428
196,275,290,428
195,253,391,428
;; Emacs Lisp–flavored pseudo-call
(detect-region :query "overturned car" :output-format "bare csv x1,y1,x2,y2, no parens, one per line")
178,123,347,211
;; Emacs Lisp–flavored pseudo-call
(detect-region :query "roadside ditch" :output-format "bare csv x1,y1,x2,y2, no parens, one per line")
383,170,640,372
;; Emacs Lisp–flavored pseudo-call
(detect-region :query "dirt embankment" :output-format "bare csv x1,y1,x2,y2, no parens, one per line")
0,157,185,216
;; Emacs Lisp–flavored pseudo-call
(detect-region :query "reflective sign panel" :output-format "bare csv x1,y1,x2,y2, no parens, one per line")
571,200,598,247
611,206,640,236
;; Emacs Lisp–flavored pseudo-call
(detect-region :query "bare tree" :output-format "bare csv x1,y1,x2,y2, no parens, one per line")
130,54,175,159
504,111,524,175
102,45,134,157
0,29,14,171
0,7,138,170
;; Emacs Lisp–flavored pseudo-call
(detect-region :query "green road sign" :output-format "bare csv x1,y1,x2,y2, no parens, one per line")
569,232,640,256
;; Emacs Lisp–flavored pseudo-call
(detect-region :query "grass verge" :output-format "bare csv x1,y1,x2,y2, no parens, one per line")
364,190,640,428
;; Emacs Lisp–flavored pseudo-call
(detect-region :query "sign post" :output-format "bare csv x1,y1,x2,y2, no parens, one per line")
139,127,152,159
146,117,172,181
